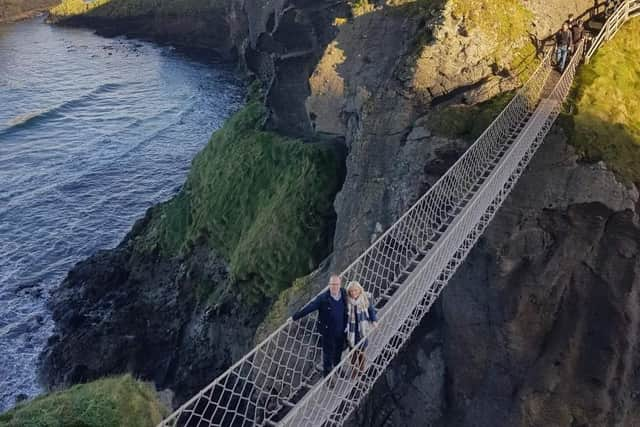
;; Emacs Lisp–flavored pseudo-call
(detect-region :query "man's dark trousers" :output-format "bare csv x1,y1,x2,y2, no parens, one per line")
322,333,345,377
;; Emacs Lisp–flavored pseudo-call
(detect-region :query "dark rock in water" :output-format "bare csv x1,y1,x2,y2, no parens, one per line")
39,212,262,406
53,10,239,62
14,394,28,404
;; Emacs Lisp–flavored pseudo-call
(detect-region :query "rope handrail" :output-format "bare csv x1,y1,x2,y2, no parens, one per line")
159,1,635,425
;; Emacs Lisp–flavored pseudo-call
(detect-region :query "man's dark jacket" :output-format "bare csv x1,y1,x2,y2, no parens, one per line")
292,288,348,337
557,29,573,47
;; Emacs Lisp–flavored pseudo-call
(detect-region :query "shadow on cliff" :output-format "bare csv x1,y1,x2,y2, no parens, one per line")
252,1,453,139
51,0,236,59
560,111,640,185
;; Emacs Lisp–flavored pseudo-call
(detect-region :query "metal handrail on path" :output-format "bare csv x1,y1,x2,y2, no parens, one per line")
158,2,636,426
586,0,639,62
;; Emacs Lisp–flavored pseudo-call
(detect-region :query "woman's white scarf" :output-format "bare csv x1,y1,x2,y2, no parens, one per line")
347,293,372,348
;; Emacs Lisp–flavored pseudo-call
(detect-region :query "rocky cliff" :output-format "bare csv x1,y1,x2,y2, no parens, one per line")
40,0,640,425
348,131,640,427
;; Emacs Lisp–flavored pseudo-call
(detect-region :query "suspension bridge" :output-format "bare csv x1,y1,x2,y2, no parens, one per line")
159,2,639,426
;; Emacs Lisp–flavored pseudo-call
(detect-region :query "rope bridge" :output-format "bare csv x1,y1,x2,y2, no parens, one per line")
159,3,636,426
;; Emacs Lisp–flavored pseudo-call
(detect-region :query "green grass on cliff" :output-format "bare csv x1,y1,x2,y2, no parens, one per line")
350,0,374,17
0,375,167,427
450,0,533,67
563,19,640,183
137,92,340,305
428,90,515,140
50,0,223,18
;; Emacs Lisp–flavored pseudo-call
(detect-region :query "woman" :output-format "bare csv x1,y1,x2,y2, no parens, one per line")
346,281,378,377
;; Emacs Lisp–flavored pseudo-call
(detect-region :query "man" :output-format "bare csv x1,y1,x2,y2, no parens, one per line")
291,275,348,378
556,21,573,72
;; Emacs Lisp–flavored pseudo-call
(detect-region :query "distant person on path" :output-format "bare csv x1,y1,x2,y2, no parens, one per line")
572,19,586,51
572,19,585,41
292,275,348,378
556,21,573,72
345,281,378,378
606,0,622,18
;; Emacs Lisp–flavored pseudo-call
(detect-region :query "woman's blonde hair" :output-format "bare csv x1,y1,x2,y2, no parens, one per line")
347,281,368,305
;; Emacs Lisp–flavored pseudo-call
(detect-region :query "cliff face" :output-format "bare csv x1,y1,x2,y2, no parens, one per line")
307,2,640,426
348,132,640,427
40,97,343,405
40,0,640,424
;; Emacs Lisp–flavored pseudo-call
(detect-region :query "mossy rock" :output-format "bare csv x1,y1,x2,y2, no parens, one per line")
450,0,533,67
0,375,167,427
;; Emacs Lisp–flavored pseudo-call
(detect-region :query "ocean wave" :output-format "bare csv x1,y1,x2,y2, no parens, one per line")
0,83,124,138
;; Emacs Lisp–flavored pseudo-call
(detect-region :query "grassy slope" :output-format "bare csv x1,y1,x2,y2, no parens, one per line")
563,18,640,183
424,0,536,141
136,92,340,305
0,375,167,427
428,90,515,140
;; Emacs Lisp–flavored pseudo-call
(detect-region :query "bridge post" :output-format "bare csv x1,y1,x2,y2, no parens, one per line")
625,0,631,19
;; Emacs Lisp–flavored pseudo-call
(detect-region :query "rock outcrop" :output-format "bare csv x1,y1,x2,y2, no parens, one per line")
347,130,640,427
48,0,240,60
247,0,640,425
40,212,260,404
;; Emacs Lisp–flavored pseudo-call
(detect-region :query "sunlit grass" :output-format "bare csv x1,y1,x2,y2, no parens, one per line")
563,19,640,183
0,375,167,427
450,0,533,67
0,0,59,20
350,0,375,17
